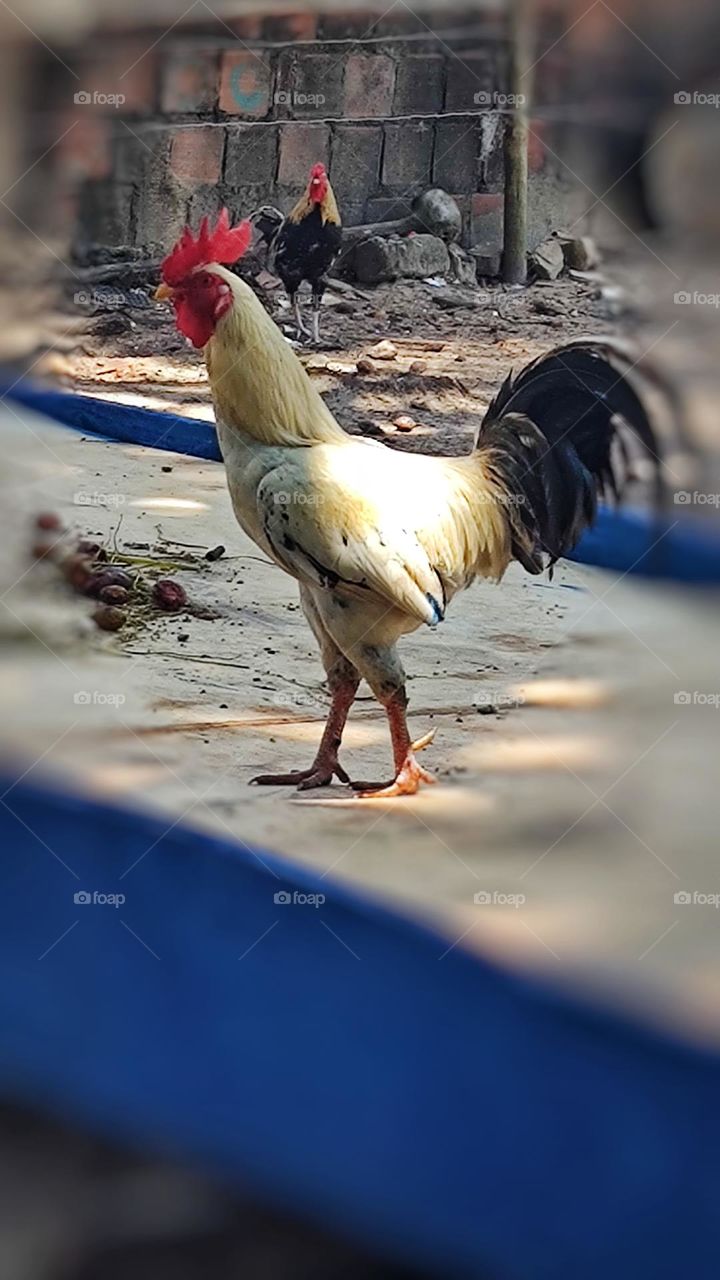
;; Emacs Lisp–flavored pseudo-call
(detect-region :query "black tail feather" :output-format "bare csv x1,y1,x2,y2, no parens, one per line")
477,340,663,572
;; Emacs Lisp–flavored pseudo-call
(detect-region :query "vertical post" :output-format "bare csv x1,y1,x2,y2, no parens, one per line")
503,0,532,284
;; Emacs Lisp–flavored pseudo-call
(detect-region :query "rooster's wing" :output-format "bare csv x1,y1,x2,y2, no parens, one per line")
256,442,452,627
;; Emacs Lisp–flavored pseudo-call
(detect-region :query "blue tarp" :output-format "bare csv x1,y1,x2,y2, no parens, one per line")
1,773,720,1279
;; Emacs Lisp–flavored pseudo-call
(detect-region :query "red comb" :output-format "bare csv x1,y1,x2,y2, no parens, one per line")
161,209,252,286
310,163,326,179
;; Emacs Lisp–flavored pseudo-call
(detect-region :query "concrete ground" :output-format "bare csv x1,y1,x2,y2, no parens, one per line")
2,400,719,1049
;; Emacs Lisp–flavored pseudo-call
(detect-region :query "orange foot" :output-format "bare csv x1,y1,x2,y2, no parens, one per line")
352,731,436,799
251,758,350,791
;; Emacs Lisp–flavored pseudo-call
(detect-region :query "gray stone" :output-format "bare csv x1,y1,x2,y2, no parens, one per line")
353,234,450,284
411,189,462,242
529,238,565,280
470,249,502,279
447,243,477,286
560,236,600,271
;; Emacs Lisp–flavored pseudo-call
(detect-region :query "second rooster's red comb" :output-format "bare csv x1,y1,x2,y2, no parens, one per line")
161,209,252,286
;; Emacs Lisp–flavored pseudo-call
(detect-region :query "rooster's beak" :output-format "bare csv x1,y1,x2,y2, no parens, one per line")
154,282,174,302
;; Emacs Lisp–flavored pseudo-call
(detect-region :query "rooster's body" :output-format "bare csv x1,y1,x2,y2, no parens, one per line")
156,213,662,797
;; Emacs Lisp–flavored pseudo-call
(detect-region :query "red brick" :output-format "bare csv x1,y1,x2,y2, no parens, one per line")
471,192,503,252
528,119,547,172
89,46,157,114
264,13,318,40
170,126,224,187
472,194,503,215
229,15,263,40
343,54,395,118
219,51,272,118
161,51,218,113
277,123,329,188
62,115,111,181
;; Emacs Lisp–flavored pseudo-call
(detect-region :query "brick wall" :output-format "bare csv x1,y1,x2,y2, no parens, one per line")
65,9,572,255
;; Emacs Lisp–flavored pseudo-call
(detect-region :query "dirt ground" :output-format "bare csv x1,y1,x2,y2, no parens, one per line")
40,265,625,455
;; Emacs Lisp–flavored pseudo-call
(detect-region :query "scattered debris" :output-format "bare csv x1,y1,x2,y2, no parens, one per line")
393,414,416,432
408,359,427,374
356,356,377,374
27,516,219,637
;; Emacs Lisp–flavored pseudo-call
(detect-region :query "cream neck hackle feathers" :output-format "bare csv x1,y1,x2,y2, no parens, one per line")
204,265,345,447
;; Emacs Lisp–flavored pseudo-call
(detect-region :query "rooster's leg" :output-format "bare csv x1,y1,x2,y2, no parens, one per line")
251,660,359,790
353,689,436,799
290,292,308,335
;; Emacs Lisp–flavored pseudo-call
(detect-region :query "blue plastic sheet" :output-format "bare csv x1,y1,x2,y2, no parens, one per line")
2,774,720,1279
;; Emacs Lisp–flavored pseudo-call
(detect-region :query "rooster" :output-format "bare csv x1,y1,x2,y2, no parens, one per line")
155,211,663,798
249,163,342,343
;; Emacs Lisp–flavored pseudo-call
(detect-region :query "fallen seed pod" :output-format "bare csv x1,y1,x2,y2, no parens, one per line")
99,584,130,606
35,513,62,531
63,555,94,592
93,605,126,632
77,540,106,560
205,545,225,562
87,567,133,597
153,579,187,612
31,542,55,560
